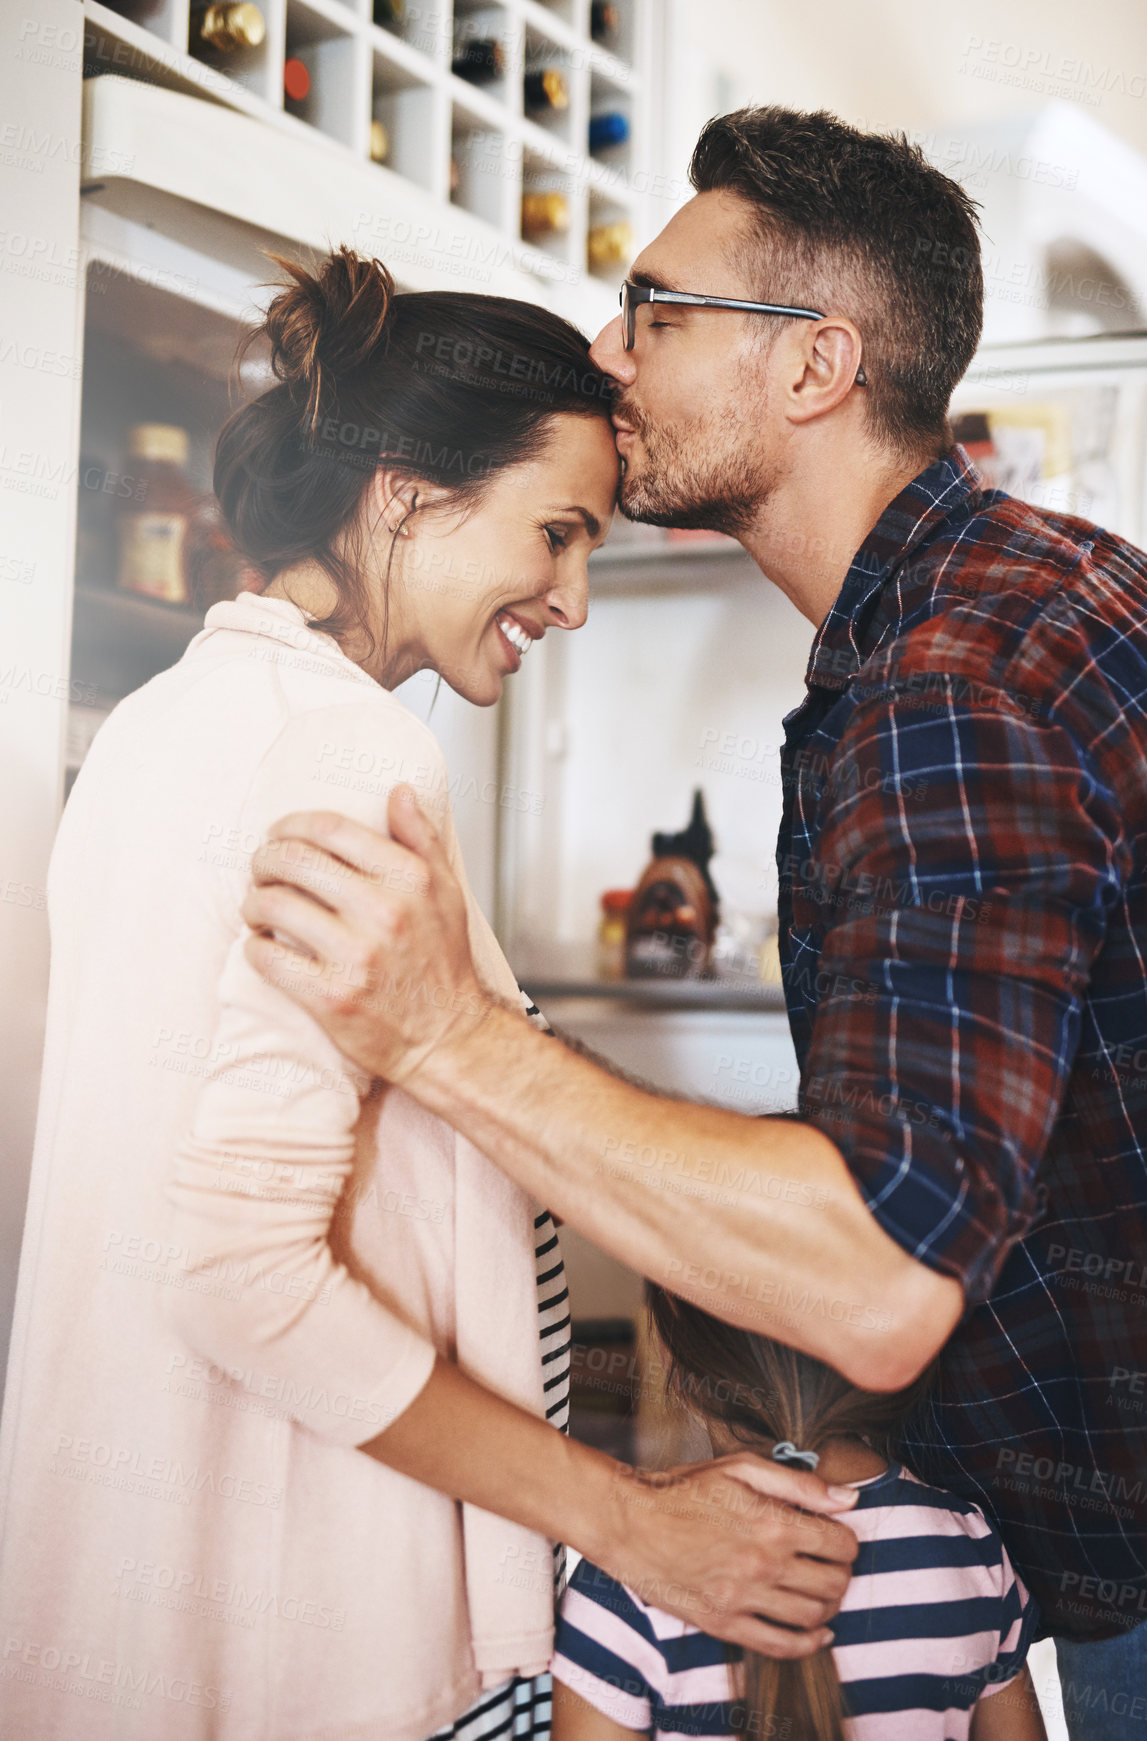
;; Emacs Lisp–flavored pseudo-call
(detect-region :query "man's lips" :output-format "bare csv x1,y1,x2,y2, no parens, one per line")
611,411,639,452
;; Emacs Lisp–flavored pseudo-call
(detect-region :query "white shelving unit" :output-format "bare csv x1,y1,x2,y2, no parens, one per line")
83,0,652,320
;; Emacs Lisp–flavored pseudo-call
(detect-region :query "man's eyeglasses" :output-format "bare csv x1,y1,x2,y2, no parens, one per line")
619,279,867,386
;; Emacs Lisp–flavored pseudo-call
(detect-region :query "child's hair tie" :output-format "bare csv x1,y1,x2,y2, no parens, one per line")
771,1440,820,1472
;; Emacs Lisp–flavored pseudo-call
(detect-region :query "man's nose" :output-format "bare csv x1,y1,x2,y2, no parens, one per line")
590,313,635,385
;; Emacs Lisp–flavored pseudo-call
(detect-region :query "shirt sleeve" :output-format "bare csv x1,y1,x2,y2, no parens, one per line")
550,1557,659,1731
978,1545,1040,1697
162,699,452,1447
799,676,1122,1307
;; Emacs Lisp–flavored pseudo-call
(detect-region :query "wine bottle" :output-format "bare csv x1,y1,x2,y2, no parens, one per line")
587,220,631,269
590,2,620,44
449,157,461,197
521,191,569,237
373,0,405,24
283,56,310,108
524,68,568,112
190,3,265,52
589,111,629,151
369,119,390,164
452,38,504,83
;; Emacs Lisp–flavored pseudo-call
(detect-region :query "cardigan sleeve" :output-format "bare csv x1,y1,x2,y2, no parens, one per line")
163,698,450,1447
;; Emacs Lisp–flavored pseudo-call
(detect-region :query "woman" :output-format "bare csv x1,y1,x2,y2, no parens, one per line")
0,248,628,1741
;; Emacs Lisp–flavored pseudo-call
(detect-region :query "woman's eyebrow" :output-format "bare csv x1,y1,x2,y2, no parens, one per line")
554,506,602,539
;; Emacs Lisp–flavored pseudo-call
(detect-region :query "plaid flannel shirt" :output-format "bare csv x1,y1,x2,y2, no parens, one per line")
777,446,1147,1641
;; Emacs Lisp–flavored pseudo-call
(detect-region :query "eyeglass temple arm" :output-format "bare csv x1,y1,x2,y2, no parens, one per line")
646,286,825,320
623,283,866,380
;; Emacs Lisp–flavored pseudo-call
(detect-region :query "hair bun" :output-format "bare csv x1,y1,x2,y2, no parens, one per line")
261,246,396,435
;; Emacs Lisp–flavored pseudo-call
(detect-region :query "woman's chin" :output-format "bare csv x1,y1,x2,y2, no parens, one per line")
440,668,503,708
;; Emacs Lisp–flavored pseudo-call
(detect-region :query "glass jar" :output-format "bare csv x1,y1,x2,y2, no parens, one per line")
116,423,194,604
596,889,633,980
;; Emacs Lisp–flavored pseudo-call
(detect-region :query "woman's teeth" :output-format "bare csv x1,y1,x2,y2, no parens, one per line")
497,613,532,657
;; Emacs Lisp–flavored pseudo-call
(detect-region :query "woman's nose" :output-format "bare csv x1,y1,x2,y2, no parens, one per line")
545,566,589,632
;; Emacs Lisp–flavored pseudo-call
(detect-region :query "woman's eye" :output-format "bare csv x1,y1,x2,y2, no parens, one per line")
545,526,568,552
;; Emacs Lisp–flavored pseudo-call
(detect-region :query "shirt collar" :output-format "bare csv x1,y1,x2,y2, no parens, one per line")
804,445,985,691
189,589,378,691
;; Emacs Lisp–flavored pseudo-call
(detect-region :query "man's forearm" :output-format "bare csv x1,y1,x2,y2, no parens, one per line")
242,800,963,1388
417,1001,962,1390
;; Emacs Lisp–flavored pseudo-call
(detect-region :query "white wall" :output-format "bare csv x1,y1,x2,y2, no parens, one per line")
641,0,1147,345
660,0,1147,189
550,570,815,947
0,1,83,1382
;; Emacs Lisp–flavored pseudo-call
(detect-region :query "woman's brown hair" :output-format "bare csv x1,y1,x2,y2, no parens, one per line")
214,246,615,664
646,1282,936,1740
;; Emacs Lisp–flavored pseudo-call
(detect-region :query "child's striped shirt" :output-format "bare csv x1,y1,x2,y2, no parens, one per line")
551,1462,1039,1739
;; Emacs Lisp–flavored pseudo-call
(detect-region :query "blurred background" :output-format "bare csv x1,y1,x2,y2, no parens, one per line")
5,5,1145,1724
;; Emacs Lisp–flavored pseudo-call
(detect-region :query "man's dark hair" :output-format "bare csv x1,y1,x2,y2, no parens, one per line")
689,106,984,456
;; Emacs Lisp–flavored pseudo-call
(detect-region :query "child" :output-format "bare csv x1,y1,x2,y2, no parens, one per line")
550,1284,1046,1740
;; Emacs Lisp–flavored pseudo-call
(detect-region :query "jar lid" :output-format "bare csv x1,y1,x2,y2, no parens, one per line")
129,424,189,465
600,888,633,912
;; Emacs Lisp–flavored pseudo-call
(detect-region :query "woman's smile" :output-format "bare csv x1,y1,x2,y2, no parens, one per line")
494,609,538,663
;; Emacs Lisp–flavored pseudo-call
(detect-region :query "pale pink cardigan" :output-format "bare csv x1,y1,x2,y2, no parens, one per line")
0,593,557,1740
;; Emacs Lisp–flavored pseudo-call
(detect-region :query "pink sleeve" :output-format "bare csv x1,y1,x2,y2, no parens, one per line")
979,1540,1038,1699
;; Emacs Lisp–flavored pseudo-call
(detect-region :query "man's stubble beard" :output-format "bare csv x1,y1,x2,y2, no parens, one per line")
616,395,772,538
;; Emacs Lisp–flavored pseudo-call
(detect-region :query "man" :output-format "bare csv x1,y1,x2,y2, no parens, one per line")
242,109,1147,1732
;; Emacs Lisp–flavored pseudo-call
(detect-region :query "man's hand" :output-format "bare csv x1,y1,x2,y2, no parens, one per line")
596,1452,859,1657
241,785,489,1086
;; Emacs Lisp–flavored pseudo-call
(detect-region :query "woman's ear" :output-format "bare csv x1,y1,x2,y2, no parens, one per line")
371,467,419,536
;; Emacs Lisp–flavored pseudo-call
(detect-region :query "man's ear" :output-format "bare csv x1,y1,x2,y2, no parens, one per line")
786,317,865,425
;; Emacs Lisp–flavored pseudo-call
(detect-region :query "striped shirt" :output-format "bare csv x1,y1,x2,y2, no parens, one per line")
551,1463,1039,1739
426,992,570,1741
776,446,1147,1637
